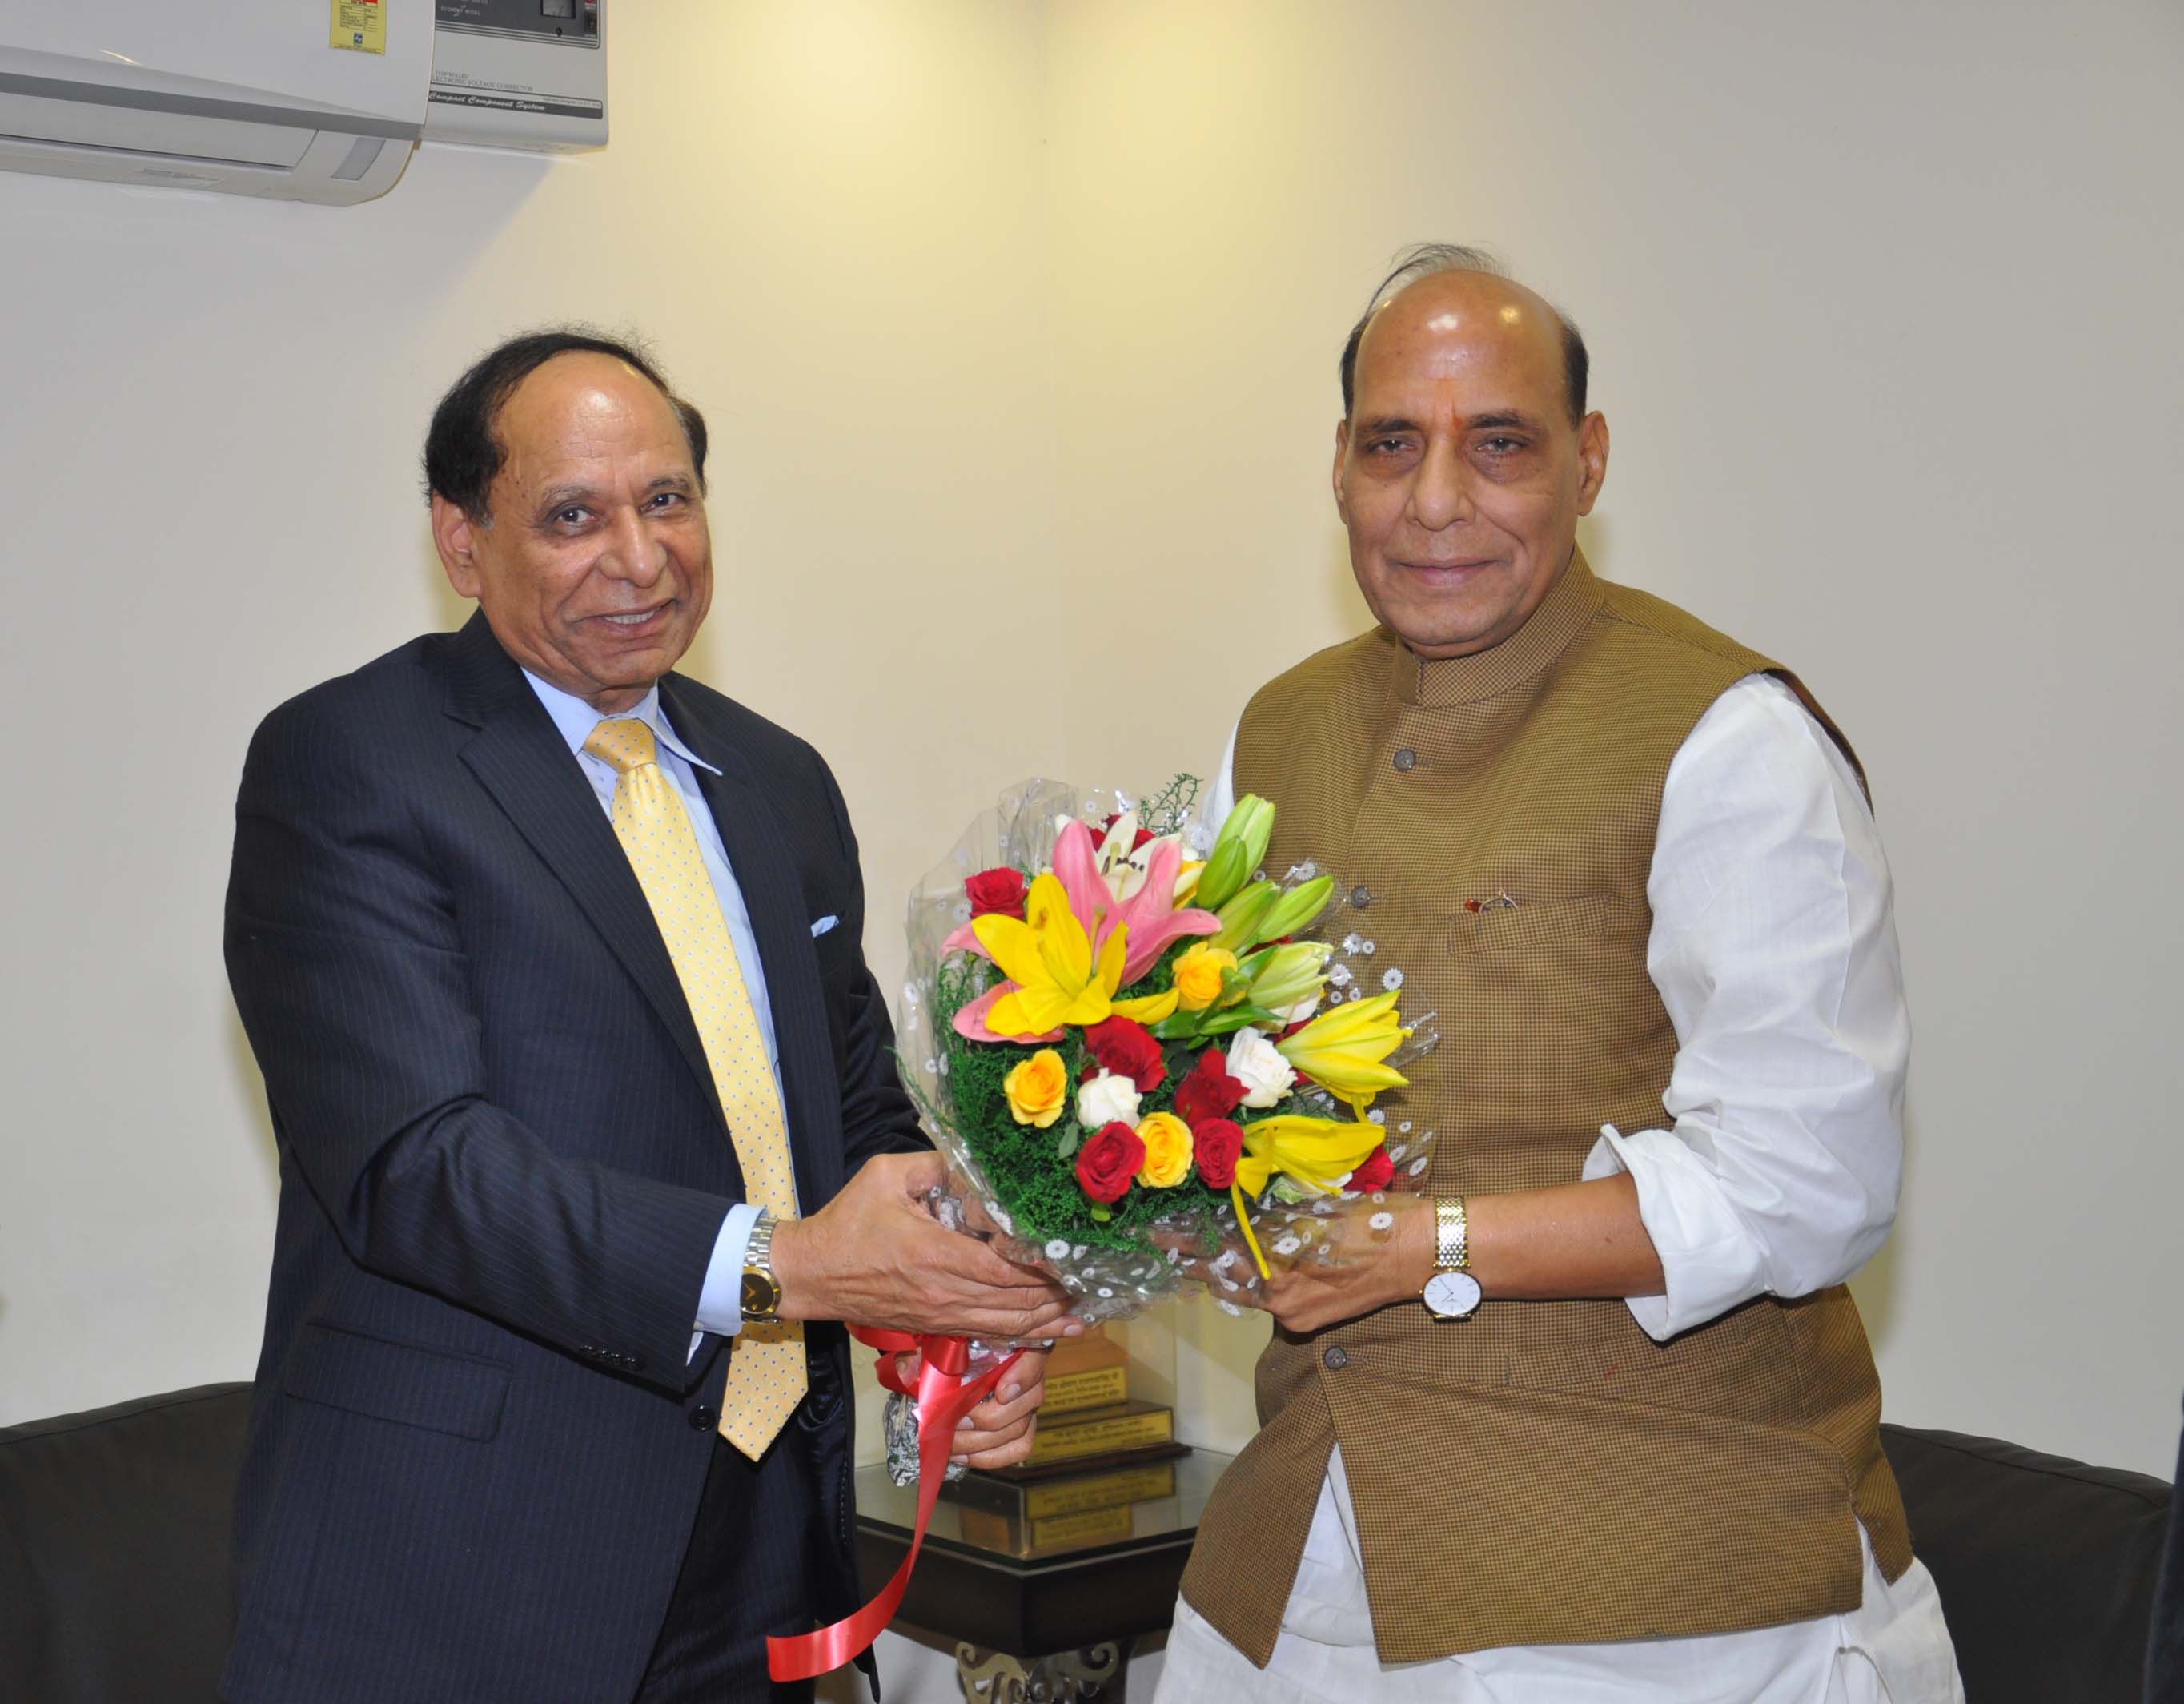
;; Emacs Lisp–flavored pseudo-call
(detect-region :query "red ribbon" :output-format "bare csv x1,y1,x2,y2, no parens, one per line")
766,1328,1023,1681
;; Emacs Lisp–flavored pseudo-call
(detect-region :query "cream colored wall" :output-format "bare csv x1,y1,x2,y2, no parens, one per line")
2,0,2178,1567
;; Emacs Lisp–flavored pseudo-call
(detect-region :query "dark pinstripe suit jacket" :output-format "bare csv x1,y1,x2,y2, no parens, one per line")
219,613,920,1703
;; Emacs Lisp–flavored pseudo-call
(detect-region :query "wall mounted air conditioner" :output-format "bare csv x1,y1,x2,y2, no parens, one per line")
0,1,607,208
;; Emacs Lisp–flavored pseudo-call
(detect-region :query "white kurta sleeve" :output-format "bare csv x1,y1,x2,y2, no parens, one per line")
1580,673,1909,1341
1206,721,1240,830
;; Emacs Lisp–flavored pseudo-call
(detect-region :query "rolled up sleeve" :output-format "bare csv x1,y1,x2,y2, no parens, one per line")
1580,675,1909,1341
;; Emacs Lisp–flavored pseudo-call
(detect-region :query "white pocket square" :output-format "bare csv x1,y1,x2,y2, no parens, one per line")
809,914,840,938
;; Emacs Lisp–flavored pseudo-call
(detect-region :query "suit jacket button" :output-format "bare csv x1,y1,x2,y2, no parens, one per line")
1393,748,1417,772
1350,886,1371,909
690,1405,717,1431
1323,1346,1348,1370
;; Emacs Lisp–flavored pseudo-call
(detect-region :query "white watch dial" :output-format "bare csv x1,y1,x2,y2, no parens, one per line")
1423,1270,1482,1320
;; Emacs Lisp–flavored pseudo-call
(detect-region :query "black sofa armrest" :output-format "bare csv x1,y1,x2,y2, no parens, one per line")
1881,1421,2171,1704
1,1383,251,1704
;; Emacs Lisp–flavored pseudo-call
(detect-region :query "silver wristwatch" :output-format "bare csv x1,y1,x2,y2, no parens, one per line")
741,1210,785,1324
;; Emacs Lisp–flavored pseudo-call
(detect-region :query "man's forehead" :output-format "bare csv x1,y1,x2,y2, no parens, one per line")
1355,274,1562,395
496,356,691,484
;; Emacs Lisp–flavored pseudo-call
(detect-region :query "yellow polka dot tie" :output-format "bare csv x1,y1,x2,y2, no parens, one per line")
584,717,806,1460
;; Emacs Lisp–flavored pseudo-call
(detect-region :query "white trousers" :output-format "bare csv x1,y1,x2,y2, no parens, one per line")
1154,1450,1965,1703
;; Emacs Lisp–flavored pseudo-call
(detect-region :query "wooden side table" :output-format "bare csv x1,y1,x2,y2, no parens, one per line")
853,1449,1232,1702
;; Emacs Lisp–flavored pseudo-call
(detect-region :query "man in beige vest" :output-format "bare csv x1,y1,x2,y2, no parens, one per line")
1154,248,1963,1701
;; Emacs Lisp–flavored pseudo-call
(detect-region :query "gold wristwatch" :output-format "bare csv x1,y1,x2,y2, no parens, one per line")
1421,1195,1482,1320
740,1211,786,1324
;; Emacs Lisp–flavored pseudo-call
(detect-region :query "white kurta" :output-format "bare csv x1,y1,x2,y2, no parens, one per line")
1160,674,1962,1700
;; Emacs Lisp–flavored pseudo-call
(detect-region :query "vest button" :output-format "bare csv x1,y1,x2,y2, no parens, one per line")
1323,1346,1348,1370
689,1404,717,1431
1351,886,1371,909
1393,747,1416,772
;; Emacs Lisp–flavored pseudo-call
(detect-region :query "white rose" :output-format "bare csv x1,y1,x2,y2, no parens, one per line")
1226,1027,1296,1109
1077,1070,1142,1130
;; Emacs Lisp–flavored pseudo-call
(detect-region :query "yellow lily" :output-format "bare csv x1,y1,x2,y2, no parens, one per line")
1112,985,1182,1024
972,873,1127,1036
1227,1114,1389,1277
1276,991,1411,1112
1232,1115,1388,1200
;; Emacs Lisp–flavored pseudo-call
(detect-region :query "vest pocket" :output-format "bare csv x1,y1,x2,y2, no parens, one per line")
1446,892,1629,954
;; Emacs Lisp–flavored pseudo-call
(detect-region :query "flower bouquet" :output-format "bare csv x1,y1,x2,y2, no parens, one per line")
897,776,1439,1356
769,778,1437,1682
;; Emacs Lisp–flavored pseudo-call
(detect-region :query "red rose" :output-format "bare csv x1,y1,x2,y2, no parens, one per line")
1348,1144,1395,1193
1076,1122,1145,1204
1084,1015,1166,1092
1174,1048,1247,1127
965,867,1028,920
1190,1119,1244,1189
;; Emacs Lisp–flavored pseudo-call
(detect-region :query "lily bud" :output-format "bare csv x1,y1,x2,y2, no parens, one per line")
1251,874,1334,946
1246,939,1332,1011
1210,881,1279,953
1198,795,1273,909
1194,838,1251,912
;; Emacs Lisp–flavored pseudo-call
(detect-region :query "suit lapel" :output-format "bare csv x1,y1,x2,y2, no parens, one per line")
661,677,839,1212
440,615,724,1130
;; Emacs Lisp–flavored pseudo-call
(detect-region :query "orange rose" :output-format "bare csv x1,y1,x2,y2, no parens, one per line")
1003,1048,1069,1128
1135,1111,1194,1188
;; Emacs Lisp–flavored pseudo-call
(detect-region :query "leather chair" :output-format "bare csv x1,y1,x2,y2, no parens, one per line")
1,1384,2174,1702
2,1384,247,1702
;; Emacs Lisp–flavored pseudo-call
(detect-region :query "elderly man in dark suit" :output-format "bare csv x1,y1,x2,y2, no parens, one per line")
220,330,1071,1704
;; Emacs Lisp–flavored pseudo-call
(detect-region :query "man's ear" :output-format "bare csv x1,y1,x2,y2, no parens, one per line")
431,493,484,599
1574,412,1610,517
1331,418,1352,524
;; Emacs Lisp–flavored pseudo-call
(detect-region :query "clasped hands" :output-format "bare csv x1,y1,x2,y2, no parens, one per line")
769,1151,1078,1468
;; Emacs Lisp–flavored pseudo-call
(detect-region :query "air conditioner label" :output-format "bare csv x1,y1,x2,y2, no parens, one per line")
331,1,387,56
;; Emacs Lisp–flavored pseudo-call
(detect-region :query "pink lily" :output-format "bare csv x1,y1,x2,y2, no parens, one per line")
1079,832,1221,983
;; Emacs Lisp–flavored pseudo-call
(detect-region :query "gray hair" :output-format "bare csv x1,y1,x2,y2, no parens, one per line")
1338,243,1589,424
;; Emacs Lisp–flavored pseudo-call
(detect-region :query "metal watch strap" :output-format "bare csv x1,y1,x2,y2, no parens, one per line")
743,1210,781,1321
1435,1195,1470,1272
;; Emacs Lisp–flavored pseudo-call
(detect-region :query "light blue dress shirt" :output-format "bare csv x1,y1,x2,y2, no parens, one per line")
523,670,771,1344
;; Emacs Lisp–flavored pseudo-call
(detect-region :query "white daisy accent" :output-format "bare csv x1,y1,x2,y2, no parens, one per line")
1273,1235,1302,1256
1408,1157,1430,1176
1369,1211,1395,1232
1383,967,1404,990
1045,1239,1071,1261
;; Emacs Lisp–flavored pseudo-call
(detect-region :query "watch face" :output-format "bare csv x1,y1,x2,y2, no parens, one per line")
741,1269,781,1320
1423,1270,1482,1320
